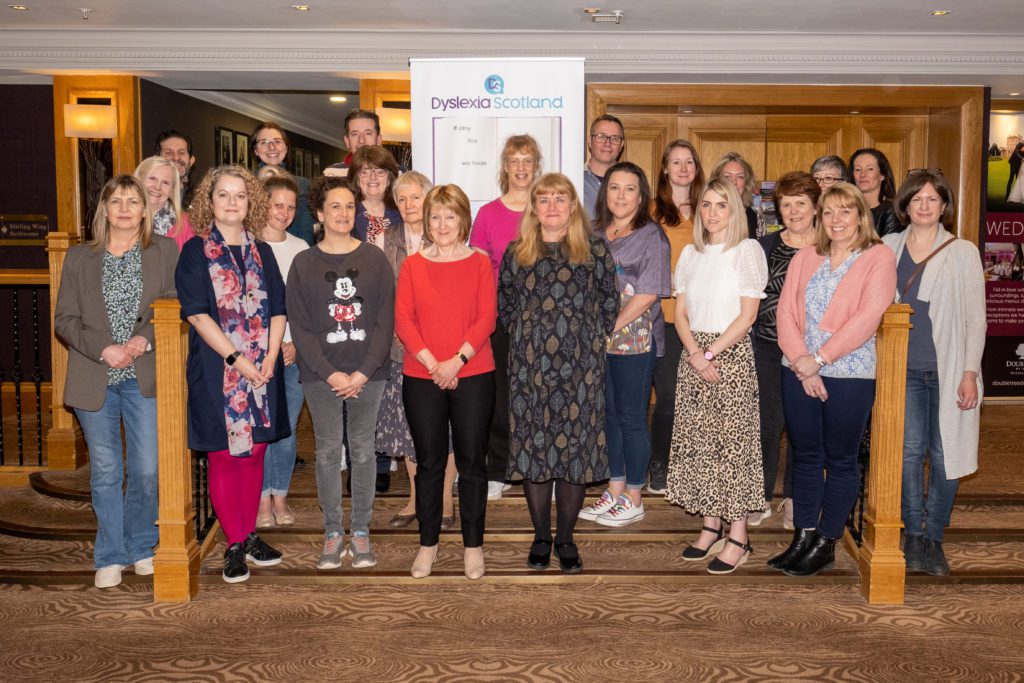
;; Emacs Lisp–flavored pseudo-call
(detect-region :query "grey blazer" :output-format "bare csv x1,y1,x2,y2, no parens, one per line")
54,235,179,411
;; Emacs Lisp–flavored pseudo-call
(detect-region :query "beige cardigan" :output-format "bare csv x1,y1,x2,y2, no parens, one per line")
883,228,986,479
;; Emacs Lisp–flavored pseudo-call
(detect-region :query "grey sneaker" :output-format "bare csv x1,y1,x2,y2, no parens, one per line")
350,533,378,568
316,532,347,570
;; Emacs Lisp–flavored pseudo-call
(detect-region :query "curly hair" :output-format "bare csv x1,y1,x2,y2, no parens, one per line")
188,165,269,241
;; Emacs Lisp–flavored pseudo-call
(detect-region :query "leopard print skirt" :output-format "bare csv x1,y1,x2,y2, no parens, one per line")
666,331,766,522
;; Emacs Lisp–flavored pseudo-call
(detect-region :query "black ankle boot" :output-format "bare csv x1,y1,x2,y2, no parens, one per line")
767,528,816,572
784,533,836,577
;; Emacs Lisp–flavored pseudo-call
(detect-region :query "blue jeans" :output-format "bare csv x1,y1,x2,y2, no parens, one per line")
74,379,159,569
902,369,960,542
263,363,304,497
781,372,875,539
606,344,657,488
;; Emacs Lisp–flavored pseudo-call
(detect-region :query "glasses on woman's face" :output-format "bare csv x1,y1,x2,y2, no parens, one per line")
255,138,285,149
813,175,842,186
358,168,388,179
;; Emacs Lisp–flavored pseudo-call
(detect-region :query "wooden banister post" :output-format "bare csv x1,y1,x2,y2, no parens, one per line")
858,303,911,604
45,232,86,470
151,298,199,603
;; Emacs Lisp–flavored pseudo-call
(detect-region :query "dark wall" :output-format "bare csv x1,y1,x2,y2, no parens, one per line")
139,79,346,187
0,84,56,271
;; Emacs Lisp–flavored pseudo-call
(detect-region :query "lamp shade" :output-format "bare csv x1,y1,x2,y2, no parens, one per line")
378,107,411,143
64,103,117,139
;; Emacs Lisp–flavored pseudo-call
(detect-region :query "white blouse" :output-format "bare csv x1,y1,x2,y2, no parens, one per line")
674,239,768,333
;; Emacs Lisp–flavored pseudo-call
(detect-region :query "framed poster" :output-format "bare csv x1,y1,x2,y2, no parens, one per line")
216,127,233,166
234,132,250,169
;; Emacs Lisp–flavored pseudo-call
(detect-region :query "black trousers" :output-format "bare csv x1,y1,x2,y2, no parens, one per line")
485,321,511,482
753,336,794,501
403,372,495,547
650,325,683,479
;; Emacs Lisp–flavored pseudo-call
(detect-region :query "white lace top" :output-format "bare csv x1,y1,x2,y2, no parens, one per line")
674,239,768,333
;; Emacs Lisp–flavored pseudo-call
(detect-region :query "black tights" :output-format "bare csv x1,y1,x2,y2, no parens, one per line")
522,479,587,545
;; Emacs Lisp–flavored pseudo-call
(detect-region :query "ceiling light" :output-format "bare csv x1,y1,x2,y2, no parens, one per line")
329,95,347,103
682,109,694,114
583,7,600,13
850,110,861,114
77,7,94,20
8,4,30,10
291,4,310,10
592,9,623,23
1010,92,1021,97
929,10,950,16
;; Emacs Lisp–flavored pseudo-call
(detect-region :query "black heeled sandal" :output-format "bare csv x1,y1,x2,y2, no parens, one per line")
681,525,727,561
707,537,753,575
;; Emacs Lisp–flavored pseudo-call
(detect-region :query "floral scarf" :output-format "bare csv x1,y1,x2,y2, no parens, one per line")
203,225,271,456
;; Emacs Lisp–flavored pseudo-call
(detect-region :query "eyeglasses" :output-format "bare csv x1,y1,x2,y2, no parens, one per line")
907,167,944,177
255,138,285,149
358,168,389,179
507,158,536,168
721,173,746,183
813,175,842,186
591,133,624,145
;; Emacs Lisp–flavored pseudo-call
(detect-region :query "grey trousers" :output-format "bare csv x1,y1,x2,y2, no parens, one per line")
304,379,386,536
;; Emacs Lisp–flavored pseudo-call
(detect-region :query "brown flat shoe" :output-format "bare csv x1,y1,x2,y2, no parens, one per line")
388,513,417,528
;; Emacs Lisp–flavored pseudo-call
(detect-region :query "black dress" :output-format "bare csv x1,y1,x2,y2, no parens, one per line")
498,237,619,484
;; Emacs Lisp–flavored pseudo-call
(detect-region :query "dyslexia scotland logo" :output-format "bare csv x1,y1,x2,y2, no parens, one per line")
484,74,504,94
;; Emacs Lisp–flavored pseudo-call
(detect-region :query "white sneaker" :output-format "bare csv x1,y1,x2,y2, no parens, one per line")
776,498,794,530
578,490,617,521
487,481,506,500
133,556,154,576
596,495,646,527
94,564,124,589
747,504,772,527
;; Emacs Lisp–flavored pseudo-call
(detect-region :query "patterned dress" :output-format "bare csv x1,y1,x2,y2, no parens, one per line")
499,238,619,484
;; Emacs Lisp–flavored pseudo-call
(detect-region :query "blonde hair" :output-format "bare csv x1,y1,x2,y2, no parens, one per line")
709,152,757,206
514,173,591,267
422,184,472,243
692,179,748,253
498,134,542,194
188,165,269,241
89,175,153,251
134,156,181,231
816,182,881,256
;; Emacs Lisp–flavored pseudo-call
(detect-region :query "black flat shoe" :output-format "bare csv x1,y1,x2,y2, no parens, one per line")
707,538,753,575
767,528,816,572
554,542,583,574
681,524,727,561
223,542,249,583
376,471,391,493
243,532,282,567
784,534,836,577
527,539,552,570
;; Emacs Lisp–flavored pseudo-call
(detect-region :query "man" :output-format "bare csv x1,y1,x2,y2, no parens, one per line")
582,114,626,219
155,130,196,209
323,109,383,178
1006,141,1023,201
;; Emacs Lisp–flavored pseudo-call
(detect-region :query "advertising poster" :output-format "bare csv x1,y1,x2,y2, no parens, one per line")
982,108,1024,398
410,58,585,219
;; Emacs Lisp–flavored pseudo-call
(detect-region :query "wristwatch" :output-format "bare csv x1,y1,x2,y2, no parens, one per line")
813,353,827,368
457,352,469,365
703,349,715,361
225,350,242,366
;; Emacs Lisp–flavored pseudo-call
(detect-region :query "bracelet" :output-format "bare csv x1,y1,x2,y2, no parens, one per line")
813,353,827,368
457,352,469,365
225,350,242,366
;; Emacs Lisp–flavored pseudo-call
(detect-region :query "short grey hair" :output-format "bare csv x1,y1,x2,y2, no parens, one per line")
810,155,848,181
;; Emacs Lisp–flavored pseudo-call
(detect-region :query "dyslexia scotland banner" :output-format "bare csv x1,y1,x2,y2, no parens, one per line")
410,58,585,217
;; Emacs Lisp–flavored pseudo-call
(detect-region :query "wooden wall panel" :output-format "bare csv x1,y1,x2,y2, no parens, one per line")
610,113,674,186
860,117,928,184
679,115,767,179
765,116,843,180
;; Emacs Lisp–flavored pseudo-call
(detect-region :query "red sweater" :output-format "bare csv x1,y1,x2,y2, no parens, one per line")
395,251,497,379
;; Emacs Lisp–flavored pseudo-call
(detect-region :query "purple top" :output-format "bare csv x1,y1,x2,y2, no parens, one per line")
600,220,672,357
470,198,523,285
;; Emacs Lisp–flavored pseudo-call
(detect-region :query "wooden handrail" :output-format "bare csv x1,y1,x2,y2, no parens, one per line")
151,297,200,603
45,232,85,470
856,303,912,604
0,270,49,286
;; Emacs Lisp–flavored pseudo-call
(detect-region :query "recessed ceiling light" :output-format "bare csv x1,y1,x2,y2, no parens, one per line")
583,7,600,14
291,4,310,10
850,110,861,114
8,4,30,10
681,109,694,114
1010,92,1021,97
929,10,950,16
329,95,347,103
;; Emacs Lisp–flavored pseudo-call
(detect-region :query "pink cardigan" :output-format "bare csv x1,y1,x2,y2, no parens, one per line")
777,244,896,365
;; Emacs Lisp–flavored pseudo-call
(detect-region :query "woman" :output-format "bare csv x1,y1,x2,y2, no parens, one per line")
251,122,315,245
667,179,768,575
751,172,821,530
377,171,458,530
649,139,704,494
773,182,896,577
55,175,178,589
287,176,394,570
470,134,542,500
885,169,985,576
849,148,900,237
349,145,402,246
255,175,309,529
134,156,193,250
500,173,618,573
810,155,848,193
579,162,670,527
175,165,288,584
710,152,761,239
395,184,496,580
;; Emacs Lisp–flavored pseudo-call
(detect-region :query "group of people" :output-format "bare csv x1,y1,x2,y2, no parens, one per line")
54,109,985,589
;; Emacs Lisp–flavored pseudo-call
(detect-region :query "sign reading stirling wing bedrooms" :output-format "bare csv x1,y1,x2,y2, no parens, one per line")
0,214,48,246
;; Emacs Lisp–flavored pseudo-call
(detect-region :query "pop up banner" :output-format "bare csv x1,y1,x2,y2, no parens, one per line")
983,108,1024,399
410,57,585,217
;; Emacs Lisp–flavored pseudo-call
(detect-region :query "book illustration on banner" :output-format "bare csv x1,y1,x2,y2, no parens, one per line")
432,116,562,202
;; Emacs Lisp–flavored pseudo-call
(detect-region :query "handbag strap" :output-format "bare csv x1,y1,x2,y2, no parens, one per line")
901,237,956,299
